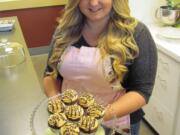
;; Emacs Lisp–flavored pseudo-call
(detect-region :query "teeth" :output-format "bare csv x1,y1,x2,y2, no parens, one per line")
89,8,100,12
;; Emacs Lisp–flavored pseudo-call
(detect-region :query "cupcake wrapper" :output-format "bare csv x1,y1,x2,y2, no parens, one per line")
80,132,96,135
80,125,104,135
80,130,97,135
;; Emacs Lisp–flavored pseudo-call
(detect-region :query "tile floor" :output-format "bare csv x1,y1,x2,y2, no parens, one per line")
31,54,158,135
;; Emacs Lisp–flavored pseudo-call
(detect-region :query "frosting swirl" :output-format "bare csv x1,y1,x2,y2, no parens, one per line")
65,105,84,121
86,103,105,119
60,122,80,135
78,115,98,133
78,93,95,109
62,89,78,105
48,98,65,114
48,113,67,129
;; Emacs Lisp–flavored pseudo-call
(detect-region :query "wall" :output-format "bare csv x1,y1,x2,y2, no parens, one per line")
129,0,166,23
0,6,64,48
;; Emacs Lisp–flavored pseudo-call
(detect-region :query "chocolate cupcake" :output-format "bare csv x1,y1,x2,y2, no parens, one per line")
78,93,95,109
61,89,78,105
48,113,67,130
78,115,98,134
47,98,65,114
86,103,105,120
60,122,80,135
65,104,84,121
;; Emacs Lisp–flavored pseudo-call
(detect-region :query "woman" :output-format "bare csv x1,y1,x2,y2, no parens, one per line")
43,0,157,135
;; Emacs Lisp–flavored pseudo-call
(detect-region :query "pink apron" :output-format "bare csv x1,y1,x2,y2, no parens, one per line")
58,46,131,135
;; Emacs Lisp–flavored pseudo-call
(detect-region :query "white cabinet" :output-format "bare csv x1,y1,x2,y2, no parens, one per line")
143,49,180,135
128,3,180,133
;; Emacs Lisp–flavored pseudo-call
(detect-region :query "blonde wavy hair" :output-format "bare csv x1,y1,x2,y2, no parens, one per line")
48,0,139,83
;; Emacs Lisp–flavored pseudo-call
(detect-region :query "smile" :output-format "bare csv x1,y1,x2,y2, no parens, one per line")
89,8,102,13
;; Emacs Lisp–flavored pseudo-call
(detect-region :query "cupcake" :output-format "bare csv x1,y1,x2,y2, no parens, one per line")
78,93,95,109
60,122,80,135
86,103,105,120
78,115,98,134
48,113,67,131
47,98,65,114
61,89,78,105
65,104,84,121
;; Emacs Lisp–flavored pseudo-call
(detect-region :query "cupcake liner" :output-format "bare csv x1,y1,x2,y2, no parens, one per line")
80,132,96,135
79,128,98,135
80,124,105,135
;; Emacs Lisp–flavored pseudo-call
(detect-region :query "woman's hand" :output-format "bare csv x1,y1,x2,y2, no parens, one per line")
103,104,116,121
103,91,146,121
43,76,62,97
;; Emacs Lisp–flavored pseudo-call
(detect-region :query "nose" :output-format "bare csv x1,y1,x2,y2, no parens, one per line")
89,0,99,6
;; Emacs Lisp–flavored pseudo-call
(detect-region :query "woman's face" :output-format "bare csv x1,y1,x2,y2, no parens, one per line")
79,0,113,22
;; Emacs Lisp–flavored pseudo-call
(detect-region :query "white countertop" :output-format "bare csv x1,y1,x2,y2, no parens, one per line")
147,24,180,63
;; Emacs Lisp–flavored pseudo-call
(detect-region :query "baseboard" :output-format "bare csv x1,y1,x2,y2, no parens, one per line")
29,46,49,56
142,118,159,135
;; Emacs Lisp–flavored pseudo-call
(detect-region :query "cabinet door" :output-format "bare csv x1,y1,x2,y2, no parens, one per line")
152,50,180,115
143,50,180,134
143,96,174,135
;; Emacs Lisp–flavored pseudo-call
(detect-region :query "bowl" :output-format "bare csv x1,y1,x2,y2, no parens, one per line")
155,6,180,26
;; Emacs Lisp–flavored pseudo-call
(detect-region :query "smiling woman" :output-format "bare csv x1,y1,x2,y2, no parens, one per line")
0,0,67,11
